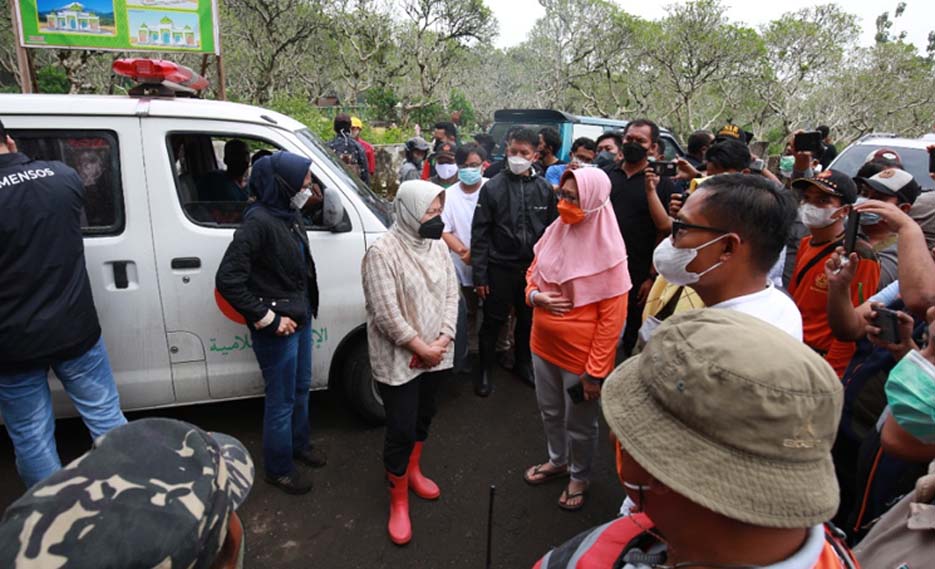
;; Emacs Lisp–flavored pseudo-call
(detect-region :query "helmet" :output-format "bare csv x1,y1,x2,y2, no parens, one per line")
405,136,431,152
351,116,363,129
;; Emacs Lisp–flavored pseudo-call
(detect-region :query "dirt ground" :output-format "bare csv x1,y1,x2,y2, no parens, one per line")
0,365,624,568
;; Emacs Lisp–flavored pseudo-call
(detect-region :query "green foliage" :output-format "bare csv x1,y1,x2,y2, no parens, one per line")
448,89,476,130
408,101,446,130
364,87,400,123
266,96,335,140
36,66,70,94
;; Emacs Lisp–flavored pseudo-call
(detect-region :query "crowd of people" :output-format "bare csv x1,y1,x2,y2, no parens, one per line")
1,107,934,567
384,116,935,565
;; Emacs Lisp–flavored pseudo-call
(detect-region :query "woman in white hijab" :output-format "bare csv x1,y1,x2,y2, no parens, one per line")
361,180,459,546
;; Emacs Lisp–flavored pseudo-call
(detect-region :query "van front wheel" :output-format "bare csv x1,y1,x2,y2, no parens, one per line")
342,340,385,425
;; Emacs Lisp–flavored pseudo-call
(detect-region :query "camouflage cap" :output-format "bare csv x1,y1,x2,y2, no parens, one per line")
0,418,254,569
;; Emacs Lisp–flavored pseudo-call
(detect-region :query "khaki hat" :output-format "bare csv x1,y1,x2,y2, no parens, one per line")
603,309,843,528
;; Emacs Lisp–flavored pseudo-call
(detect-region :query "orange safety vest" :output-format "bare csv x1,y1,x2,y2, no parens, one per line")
533,514,860,569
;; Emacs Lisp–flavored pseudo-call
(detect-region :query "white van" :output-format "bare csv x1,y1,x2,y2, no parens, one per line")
0,85,389,423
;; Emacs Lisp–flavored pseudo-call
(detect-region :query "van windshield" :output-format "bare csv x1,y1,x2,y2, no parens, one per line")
295,128,393,228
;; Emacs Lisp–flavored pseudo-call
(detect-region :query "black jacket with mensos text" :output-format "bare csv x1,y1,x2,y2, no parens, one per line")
471,169,558,286
0,153,102,374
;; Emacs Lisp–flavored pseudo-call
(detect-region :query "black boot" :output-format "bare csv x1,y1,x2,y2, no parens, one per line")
264,470,313,495
294,446,327,468
474,367,493,397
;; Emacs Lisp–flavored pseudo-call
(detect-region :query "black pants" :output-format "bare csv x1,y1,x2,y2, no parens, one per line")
378,371,442,476
619,286,643,359
479,263,532,372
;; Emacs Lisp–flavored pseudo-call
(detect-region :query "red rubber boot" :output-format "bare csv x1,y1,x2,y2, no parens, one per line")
387,471,412,545
407,442,440,500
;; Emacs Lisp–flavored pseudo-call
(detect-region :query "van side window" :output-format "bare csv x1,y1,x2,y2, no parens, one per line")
167,133,280,227
11,130,124,236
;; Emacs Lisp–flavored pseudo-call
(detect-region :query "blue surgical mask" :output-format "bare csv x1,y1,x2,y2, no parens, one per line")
855,197,883,226
885,350,935,443
458,166,482,186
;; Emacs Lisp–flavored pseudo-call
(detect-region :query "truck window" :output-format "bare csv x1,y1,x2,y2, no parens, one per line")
11,130,124,236
572,124,605,141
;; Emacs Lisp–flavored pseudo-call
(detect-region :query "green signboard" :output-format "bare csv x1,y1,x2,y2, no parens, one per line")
15,0,219,54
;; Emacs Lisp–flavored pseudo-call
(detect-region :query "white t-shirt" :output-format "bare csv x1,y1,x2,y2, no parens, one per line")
441,180,486,286
712,283,803,341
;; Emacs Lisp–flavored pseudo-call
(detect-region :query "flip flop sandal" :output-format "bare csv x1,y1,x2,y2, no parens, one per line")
523,463,570,486
558,487,588,511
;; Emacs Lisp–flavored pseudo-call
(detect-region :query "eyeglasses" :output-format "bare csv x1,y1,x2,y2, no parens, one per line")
556,190,579,203
670,218,730,238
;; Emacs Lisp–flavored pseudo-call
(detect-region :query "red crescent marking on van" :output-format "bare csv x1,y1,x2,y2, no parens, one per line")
215,289,246,325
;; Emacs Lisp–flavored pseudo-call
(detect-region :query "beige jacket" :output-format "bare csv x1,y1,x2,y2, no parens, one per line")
361,182,459,385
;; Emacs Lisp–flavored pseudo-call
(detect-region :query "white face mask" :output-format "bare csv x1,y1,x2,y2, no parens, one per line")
435,163,458,180
290,187,312,210
652,233,730,286
508,156,532,175
799,203,836,229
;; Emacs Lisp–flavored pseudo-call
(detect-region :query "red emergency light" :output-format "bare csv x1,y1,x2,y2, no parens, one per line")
112,58,209,96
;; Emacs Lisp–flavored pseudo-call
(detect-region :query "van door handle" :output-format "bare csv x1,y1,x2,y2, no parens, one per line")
171,257,201,270
113,261,129,289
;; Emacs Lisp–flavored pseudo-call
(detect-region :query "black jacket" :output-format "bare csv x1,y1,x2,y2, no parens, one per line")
471,169,558,286
216,207,320,330
0,153,101,373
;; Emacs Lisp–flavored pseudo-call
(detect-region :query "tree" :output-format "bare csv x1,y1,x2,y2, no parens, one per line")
639,0,764,133
875,2,907,44
810,40,935,141
755,5,859,139
521,0,638,114
396,0,495,120
327,0,406,105
223,0,326,103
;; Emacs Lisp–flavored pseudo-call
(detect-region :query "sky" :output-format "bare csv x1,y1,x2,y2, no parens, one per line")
486,0,934,52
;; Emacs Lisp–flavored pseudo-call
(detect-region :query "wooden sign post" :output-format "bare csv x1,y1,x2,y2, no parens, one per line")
9,0,35,94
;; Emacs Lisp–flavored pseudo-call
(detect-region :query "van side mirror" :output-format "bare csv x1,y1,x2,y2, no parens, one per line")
321,186,351,233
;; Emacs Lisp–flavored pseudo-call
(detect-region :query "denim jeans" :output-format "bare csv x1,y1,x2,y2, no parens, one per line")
0,336,127,488
251,321,312,477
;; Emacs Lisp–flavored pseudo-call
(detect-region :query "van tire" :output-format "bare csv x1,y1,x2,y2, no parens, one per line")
342,340,385,425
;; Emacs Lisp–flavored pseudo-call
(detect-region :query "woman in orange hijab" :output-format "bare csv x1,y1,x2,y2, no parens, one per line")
522,167,631,511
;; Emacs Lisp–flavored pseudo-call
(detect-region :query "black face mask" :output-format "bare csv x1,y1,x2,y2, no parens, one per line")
621,141,649,164
418,215,444,239
594,150,618,168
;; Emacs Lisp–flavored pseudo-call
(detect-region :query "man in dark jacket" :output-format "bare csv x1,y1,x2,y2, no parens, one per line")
0,120,127,488
471,128,558,397
328,113,370,186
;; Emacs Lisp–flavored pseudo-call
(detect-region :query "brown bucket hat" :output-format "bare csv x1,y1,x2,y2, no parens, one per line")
603,309,843,528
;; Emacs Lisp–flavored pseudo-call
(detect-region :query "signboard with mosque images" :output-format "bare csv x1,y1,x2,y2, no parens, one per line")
14,0,219,54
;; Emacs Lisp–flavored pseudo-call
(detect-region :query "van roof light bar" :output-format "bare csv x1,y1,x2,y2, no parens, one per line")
112,58,209,98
